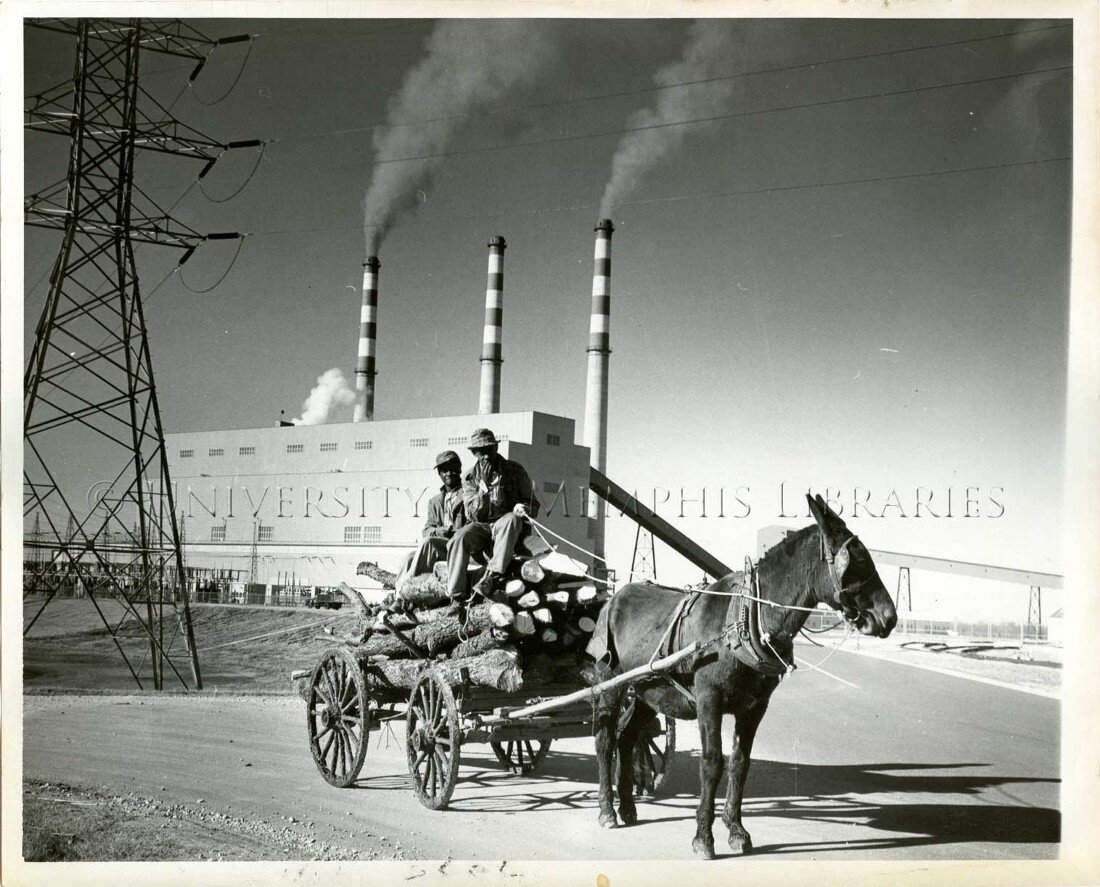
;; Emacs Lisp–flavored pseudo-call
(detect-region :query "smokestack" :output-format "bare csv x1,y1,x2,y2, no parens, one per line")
584,219,613,564
353,256,380,423
478,236,507,414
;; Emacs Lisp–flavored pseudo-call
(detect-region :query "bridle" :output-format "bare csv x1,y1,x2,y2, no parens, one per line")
821,532,877,626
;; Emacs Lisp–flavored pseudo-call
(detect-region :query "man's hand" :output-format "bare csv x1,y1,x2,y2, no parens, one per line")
512,503,528,518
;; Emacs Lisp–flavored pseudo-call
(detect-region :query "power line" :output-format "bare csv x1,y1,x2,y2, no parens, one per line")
266,24,1069,145
237,154,1069,238
290,64,1071,168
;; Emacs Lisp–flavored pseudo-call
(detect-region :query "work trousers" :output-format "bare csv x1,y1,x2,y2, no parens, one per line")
446,513,525,600
395,536,449,590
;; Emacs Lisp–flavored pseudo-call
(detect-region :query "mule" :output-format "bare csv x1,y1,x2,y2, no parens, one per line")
583,494,898,858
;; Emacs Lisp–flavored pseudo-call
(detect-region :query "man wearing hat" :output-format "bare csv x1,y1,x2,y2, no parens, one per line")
394,450,466,590
446,428,540,602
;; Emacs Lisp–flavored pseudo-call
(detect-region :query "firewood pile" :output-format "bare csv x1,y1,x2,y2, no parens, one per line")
328,557,609,693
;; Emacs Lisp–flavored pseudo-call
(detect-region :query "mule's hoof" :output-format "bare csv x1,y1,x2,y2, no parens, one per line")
727,834,753,855
598,811,618,830
691,838,716,860
618,807,638,826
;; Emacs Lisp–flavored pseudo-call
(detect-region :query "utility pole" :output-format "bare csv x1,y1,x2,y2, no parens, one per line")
630,525,657,582
23,18,256,690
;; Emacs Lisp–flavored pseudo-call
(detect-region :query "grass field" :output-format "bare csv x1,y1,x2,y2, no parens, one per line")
23,599,363,693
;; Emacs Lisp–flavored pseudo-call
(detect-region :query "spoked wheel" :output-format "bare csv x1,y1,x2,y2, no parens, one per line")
307,648,369,787
406,670,461,810
632,715,676,797
490,738,551,775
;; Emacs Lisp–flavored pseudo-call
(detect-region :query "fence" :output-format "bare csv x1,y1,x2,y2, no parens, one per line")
803,610,1050,643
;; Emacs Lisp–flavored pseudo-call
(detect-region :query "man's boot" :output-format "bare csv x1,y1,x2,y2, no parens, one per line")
473,569,501,601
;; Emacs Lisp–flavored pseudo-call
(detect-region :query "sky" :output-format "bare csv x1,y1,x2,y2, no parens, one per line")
21,17,1072,602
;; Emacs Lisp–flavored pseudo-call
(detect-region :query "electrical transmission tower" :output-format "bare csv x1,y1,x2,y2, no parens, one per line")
23,18,254,690
630,525,657,582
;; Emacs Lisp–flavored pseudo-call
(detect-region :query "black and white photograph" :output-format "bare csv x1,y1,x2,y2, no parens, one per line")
3,2,1098,885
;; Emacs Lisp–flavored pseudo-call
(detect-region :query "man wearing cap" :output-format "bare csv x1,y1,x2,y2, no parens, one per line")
394,451,466,590
446,428,540,602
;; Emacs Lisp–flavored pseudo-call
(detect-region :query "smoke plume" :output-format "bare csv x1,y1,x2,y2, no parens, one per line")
292,368,356,425
362,20,556,254
599,21,739,218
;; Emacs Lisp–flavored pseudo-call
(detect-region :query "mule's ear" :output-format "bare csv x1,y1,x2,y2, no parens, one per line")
806,494,829,535
814,493,848,531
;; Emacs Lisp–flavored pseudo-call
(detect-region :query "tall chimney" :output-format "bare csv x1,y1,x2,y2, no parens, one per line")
584,219,613,564
478,236,507,414
353,256,380,423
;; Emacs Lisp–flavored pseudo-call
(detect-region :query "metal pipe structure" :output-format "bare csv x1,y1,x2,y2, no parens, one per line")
478,236,507,414
583,219,614,566
353,256,380,422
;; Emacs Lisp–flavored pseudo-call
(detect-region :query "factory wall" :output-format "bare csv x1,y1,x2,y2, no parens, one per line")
165,411,592,589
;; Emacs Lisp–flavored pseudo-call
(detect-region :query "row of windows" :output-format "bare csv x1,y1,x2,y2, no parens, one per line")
179,432,539,460
344,525,383,543
211,525,274,542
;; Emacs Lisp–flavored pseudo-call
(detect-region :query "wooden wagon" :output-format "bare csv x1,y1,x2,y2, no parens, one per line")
299,644,680,810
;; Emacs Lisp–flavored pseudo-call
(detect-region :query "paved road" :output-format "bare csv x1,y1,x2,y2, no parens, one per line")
22,645,1059,862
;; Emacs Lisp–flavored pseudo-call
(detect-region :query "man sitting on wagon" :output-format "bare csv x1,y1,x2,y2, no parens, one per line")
446,428,540,603
394,450,466,590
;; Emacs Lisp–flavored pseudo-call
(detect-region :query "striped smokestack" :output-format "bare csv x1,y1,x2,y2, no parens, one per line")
353,256,380,423
478,236,507,414
584,219,613,564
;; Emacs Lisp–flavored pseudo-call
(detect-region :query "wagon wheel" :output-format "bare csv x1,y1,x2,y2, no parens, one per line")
490,738,552,775
406,670,461,810
307,647,369,787
632,715,676,797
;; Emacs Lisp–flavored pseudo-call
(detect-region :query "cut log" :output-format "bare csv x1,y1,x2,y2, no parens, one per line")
490,627,511,642
432,560,449,582
489,602,516,629
514,611,537,636
574,585,599,605
576,615,597,634
357,603,492,658
451,629,506,659
516,590,541,609
539,627,559,645
531,607,554,625
392,573,450,609
333,583,372,618
364,647,524,693
520,559,545,584
356,561,397,589
504,578,526,598
544,590,570,606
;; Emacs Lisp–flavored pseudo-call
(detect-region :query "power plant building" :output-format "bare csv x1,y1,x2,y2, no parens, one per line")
166,411,594,588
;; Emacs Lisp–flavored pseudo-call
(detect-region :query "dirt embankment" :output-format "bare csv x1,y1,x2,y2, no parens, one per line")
24,599,362,693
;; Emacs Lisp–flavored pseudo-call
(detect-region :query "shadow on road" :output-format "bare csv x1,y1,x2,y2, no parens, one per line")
426,749,1059,852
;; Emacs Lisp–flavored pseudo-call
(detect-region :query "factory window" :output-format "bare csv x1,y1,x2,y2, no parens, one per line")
210,525,226,542
320,442,337,452
239,446,255,456
499,435,509,442
447,435,467,447
258,525,274,542
354,440,373,451
344,526,361,544
409,437,429,448
179,449,194,458
546,433,561,446
208,448,224,457
543,481,562,494
363,526,382,543
287,444,304,454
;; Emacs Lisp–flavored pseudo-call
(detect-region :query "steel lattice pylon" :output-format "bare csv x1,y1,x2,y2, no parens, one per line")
23,18,251,690
630,525,657,582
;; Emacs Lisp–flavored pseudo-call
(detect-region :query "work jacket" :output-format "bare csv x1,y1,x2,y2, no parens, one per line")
423,485,465,539
462,456,540,524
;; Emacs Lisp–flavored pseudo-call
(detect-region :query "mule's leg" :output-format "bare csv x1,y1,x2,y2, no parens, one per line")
592,685,624,829
692,690,724,860
722,699,769,855
614,699,650,826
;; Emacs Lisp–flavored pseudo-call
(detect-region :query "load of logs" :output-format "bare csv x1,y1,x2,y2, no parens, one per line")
323,557,609,693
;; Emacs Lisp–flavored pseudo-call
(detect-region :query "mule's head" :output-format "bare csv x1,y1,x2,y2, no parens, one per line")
806,493,897,637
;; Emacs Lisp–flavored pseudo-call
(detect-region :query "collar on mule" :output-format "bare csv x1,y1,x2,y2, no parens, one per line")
723,559,795,678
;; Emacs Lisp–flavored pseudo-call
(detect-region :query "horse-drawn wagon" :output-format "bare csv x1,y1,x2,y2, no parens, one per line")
298,642,677,809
